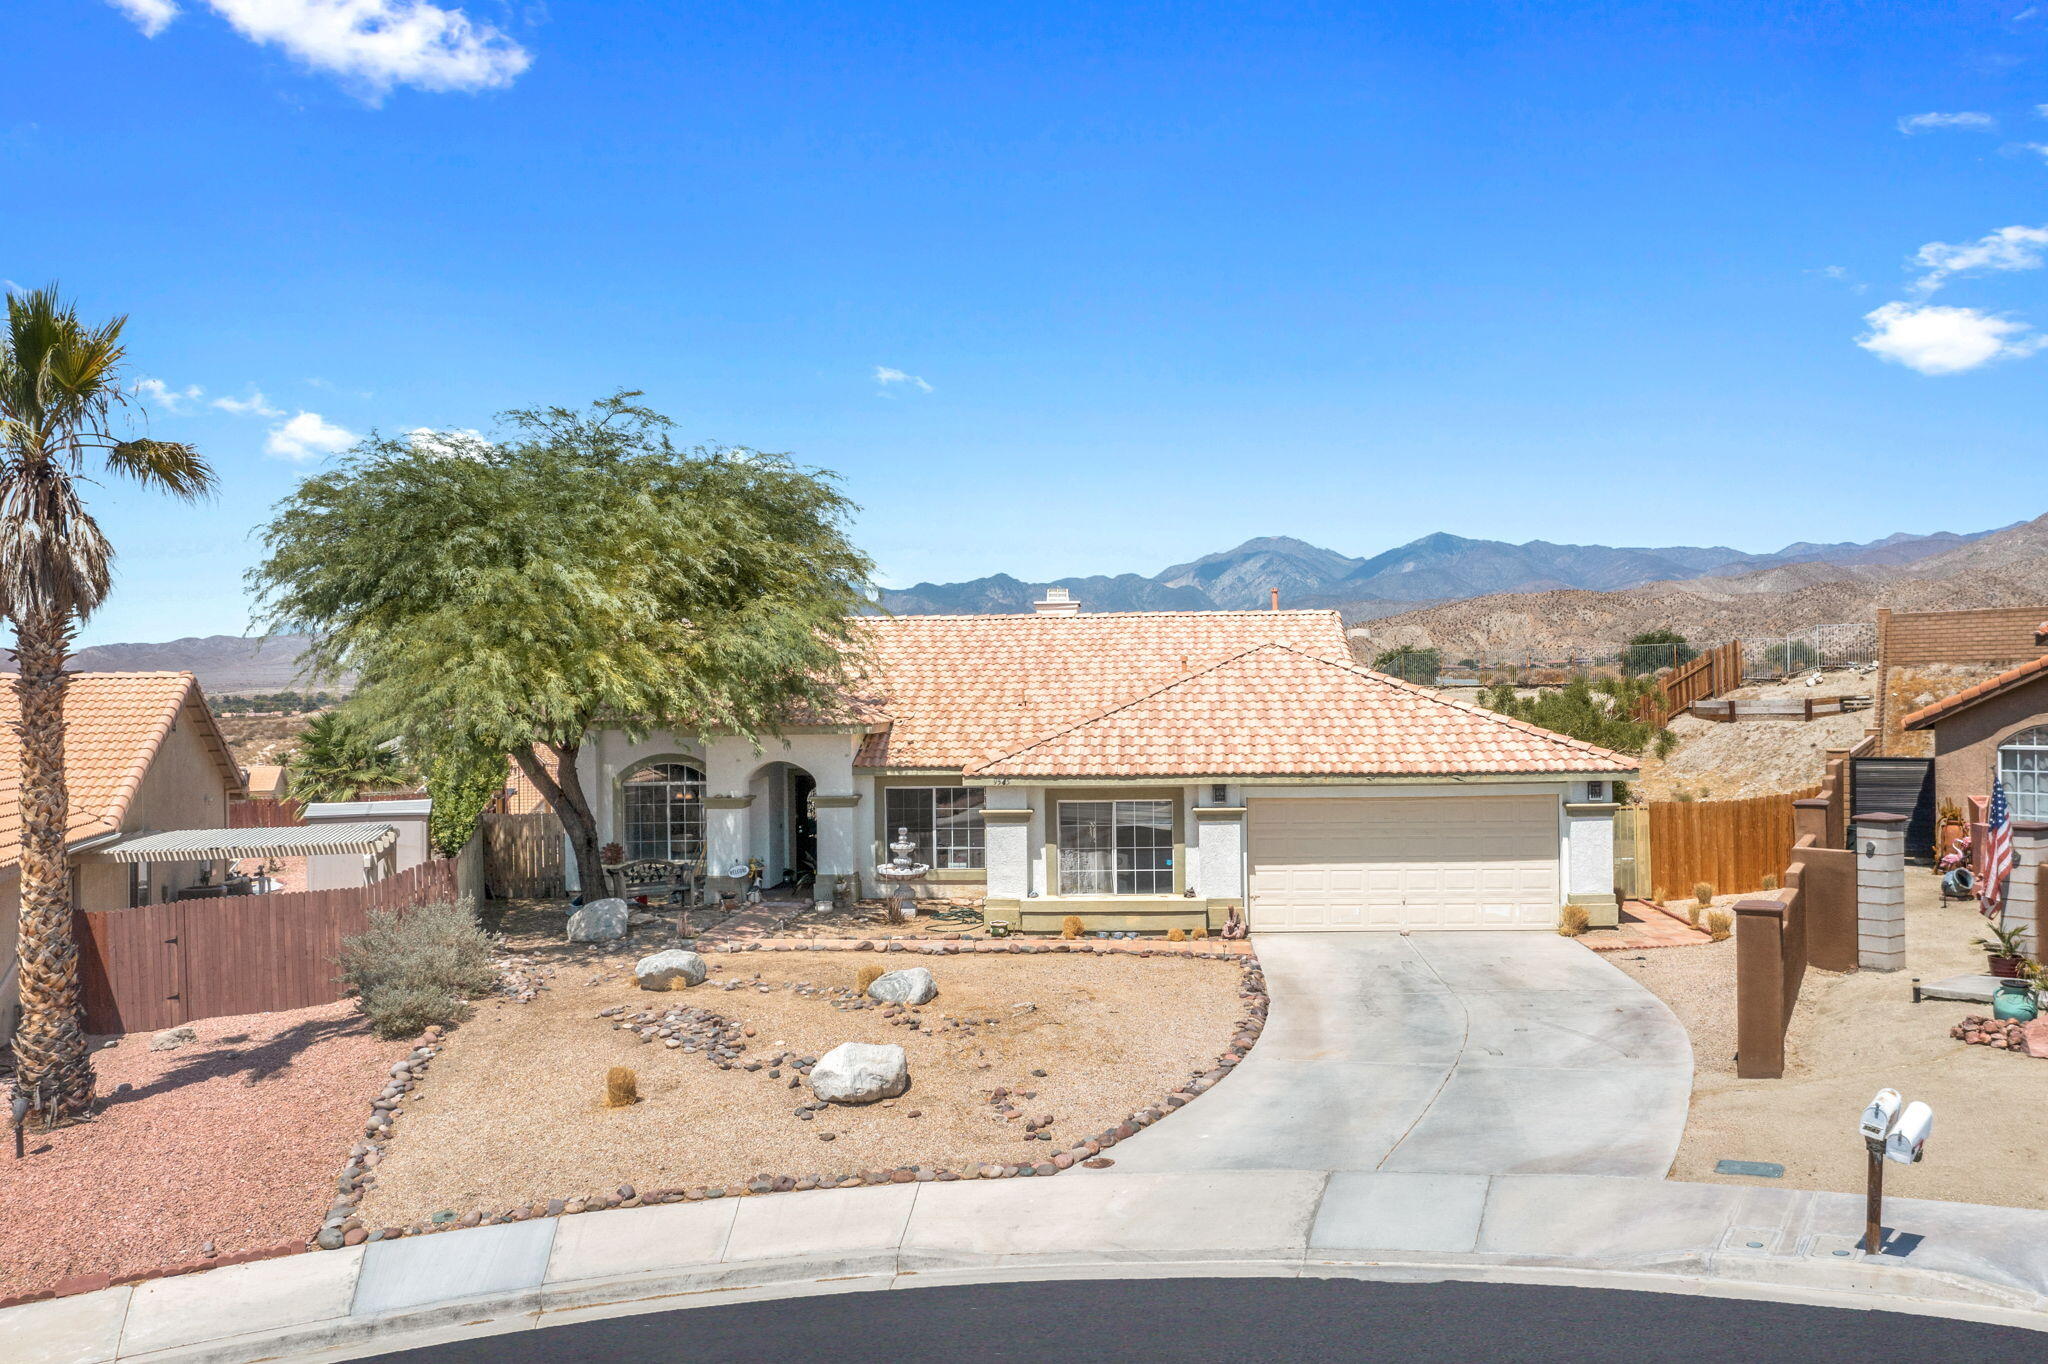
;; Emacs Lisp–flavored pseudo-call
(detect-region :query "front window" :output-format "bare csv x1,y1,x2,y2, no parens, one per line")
621,762,706,864
1059,799,1173,895
884,786,986,869
2000,727,2048,821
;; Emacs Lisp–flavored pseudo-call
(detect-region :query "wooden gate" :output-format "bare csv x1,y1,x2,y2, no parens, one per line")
481,811,565,900
1613,806,1651,901
75,859,459,1034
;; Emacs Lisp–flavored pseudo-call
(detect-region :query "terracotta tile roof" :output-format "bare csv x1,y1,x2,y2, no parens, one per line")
0,672,243,870
1902,654,2048,731
965,643,1639,780
847,610,1355,770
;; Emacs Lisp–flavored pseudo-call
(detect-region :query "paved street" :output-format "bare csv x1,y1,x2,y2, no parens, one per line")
379,1277,2039,1362
1108,932,1695,1176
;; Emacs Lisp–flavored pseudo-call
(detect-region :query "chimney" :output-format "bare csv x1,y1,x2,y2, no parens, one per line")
1269,587,1280,612
1034,586,1081,616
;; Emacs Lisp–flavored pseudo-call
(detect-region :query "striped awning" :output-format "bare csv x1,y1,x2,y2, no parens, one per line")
97,823,399,863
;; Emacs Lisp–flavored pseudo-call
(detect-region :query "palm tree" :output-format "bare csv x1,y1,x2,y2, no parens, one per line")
285,710,417,804
0,287,213,1123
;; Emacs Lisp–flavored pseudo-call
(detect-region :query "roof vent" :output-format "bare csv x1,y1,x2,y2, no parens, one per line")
1034,587,1080,616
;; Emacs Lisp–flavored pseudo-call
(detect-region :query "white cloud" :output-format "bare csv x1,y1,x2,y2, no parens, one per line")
212,390,284,417
134,378,206,411
265,410,359,460
109,0,181,37
1856,301,2046,374
106,0,531,99
873,365,933,393
1897,111,1997,134
1912,223,2048,291
406,426,489,457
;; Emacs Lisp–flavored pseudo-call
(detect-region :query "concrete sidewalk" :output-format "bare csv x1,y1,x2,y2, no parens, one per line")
9,1170,2044,1362
1109,933,1694,1176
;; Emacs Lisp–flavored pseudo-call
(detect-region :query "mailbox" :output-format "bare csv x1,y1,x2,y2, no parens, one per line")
1885,1101,1933,1165
1859,1088,1901,1143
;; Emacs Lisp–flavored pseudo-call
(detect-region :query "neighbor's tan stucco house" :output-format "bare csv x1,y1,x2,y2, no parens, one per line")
575,593,1635,935
0,672,243,1040
1902,654,2048,823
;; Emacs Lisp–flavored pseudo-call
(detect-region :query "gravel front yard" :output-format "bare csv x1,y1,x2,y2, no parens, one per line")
1613,873,2048,1209
0,1002,408,1296
358,950,1249,1225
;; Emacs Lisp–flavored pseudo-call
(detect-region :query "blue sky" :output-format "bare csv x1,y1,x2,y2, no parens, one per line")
8,1,2048,646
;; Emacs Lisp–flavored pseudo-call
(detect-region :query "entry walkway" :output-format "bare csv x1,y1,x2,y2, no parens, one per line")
1108,932,1694,1177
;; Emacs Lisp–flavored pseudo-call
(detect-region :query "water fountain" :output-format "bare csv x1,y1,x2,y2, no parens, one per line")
872,826,931,924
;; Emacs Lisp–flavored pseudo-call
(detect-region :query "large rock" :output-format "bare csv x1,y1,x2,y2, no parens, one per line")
567,898,629,943
636,949,708,991
149,1025,197,1052
866,966,938,1006
809,1042,910,1105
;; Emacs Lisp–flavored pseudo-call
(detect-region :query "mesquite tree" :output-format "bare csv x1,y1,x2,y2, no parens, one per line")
0,288,214,1122
249,394,871,897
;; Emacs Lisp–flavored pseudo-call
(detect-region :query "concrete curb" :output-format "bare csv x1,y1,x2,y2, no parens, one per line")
7,1170,2045,1363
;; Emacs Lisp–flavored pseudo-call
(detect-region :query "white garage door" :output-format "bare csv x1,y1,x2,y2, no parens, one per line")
1248,796,1560,931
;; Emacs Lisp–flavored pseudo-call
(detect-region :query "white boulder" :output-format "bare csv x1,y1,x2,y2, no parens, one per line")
567,897,629,943
866,966,938,1006
808,1042,910,1105
635,949,708,990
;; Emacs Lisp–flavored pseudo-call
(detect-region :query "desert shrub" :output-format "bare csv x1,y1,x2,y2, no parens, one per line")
605,1066,638,1108
1761,873,1778,891
337,898,498,1039
1706,910,1733,941
1061,914,1084,940
1693,882,1714,907
1557,905,1590,937
1166,926,1186,942
1191,926,1209,939
856,963,884,992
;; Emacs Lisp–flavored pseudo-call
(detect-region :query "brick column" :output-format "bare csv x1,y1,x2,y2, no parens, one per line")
1854,813,1906,972
2005,822,2048,957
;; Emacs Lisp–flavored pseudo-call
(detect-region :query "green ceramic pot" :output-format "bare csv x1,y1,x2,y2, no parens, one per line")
1992,979,2040,1023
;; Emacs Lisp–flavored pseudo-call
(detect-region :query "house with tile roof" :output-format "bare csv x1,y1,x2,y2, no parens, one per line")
576,591,1636,935
1902,653,2048,826
0,672,244,1041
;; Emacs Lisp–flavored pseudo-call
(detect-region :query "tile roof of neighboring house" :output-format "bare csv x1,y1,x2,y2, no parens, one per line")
0,672,244,870
242,763,288,800
1902,654,2048,731
848,610,1355,770
965,643,1639,780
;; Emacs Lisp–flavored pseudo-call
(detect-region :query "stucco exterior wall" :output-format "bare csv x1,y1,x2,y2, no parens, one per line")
76,703,238,908
1925,671,2048,811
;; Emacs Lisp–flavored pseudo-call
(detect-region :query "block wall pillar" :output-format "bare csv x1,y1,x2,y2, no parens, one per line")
1855,813,1906,971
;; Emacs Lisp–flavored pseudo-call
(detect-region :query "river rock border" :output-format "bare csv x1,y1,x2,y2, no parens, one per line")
303,940,1266,1246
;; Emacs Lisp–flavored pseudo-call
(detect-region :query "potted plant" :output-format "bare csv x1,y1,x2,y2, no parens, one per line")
1936,797,1967,862
1973,921,2033,979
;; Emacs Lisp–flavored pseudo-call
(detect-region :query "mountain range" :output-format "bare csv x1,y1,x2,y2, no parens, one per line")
878,525,2008,618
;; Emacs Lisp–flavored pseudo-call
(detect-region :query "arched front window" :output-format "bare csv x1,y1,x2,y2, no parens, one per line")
621,762,706,864
1999,727,2048,822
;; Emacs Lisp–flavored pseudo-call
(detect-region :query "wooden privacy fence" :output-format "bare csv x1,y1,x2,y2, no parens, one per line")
1690,695,1869,723
1632,640,1744,724
1640,785,1821,902
229,797,305,828
481,811,565,900
75,858,460,1035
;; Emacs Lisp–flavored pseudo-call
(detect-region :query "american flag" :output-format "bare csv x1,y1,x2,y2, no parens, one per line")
1981,778,2014,921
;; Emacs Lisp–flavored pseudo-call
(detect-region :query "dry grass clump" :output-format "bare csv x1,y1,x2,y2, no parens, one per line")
1192,926,1208,939
604,1066,638,1108
1693,882,1715,907
1166,927,1186,942
337,899,498,1039
1060,915,1084,940
1706,910,1733,942
1762,873,1778,891
855,963,884,992
1557,905,1591,937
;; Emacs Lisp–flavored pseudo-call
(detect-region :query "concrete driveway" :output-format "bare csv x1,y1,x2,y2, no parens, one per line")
1109,933,1694,1177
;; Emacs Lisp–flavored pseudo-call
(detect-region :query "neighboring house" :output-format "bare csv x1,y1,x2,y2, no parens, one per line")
0,672,243,1039
576,592,1635,934
1873,606,2048,756
241,763,289,801
1902,654,2048,823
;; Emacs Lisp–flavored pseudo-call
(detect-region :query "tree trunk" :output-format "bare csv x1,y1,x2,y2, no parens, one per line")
11,608,93,1122
511,740,604,900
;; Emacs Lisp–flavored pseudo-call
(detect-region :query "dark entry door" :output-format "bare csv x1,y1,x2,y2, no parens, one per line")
1849,756,1935,859
789,770,818,884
